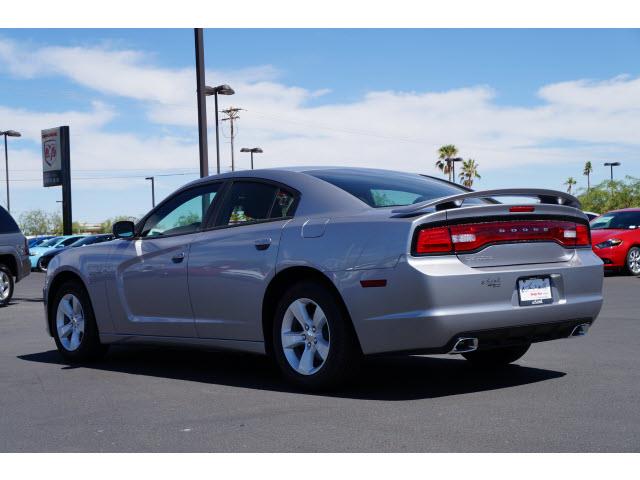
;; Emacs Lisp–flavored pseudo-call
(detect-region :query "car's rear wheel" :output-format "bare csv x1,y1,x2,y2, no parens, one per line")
272,282,361,390
0,264,14,307
462,344,530,367
51,280,108,362
626,247,640,276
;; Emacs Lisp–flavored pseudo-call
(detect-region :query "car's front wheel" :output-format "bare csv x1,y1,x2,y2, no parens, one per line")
0,263,14,307
51,280,108,362
272,282,361,390
626,246,640,276
462,344,530,367
37,256,48,273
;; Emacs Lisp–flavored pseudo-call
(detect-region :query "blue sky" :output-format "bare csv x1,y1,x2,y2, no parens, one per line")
1,29,639,222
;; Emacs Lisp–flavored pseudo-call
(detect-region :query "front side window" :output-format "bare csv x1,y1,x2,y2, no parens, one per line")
217,181,295,226
141,183,221,237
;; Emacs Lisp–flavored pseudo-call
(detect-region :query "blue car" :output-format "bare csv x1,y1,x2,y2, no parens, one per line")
37,234,114,272
28,236,56,248
29,235,85,271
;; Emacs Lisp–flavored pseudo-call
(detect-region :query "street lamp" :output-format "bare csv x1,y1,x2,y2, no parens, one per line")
1,129,21,214
449,157,463,184
204,84,235,175
604,161,621,181
240,147,263,170
145,176,155,208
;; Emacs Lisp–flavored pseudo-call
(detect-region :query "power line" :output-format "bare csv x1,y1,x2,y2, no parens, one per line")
3,171,199,182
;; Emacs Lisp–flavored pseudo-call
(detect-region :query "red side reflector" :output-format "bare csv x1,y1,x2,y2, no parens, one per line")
415,227,453,254
509,206,535,213
360,279,387,288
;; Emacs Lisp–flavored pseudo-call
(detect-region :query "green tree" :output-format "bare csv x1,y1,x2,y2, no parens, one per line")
436,144,459,181
564,177,577,194
458,159,481,188
48,212,63,235
99,215,138,234
577,176,640,213
18,210,50,236
583,161,593,191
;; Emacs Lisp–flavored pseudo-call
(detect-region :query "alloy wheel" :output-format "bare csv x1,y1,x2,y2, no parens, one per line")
280,298,330,375
629,248,640,275
0,271,10,301
56,293,85,351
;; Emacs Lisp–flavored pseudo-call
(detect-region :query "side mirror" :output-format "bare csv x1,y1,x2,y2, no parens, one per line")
113,220,136,239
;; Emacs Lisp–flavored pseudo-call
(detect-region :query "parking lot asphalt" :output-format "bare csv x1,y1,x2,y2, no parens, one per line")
1,272,639,452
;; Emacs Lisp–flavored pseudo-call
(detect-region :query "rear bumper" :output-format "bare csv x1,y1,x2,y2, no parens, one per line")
339,249,604,355
16,254,30,282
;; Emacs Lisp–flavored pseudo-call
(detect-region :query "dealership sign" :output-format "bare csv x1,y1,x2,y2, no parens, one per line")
41,127,66,187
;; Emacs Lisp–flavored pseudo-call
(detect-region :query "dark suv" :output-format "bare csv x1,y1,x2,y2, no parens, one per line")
0,206,30,306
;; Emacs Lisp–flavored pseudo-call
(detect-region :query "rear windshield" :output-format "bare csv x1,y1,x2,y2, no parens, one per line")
308,169,481,208
591,211,640,230
0,206,20,233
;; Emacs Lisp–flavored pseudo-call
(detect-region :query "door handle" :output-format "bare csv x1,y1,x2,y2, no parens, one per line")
254,238,272,251
172,252,186,263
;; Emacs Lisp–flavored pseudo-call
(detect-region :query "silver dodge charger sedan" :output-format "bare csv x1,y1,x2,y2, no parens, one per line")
43,167,604,389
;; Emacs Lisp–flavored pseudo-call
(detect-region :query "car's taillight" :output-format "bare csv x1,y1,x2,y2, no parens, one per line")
415,226,452,254
575,224,591,247
413,220,591,255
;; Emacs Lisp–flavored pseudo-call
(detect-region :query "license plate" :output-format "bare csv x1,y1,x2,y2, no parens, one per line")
518,277,553,306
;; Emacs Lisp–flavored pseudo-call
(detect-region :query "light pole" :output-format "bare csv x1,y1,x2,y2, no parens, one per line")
145,176,155,208
240,147,263,170
204,84,235,175
450,157,463,184
604,161,621,181
1,130,21,214
194,29,209,178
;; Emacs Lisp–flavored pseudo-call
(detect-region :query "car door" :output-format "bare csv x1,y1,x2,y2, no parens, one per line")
107,182,222,336
188,180,297,341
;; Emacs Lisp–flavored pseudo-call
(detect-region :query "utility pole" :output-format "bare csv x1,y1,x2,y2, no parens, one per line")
194,28,209,178
221,107,243,171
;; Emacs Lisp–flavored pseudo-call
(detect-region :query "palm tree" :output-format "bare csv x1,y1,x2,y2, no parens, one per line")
565,177,577,194
436,144,458,181
583,161,593,191
459,159,481,188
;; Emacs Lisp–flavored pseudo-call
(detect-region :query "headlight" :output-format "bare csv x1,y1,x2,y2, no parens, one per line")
596,238,623,249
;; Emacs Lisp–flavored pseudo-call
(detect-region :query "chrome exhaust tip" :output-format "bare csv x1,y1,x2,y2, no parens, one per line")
449,337,479,354
569,323,591,337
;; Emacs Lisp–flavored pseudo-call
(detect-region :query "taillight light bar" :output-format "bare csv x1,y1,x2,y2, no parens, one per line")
414,220,591,255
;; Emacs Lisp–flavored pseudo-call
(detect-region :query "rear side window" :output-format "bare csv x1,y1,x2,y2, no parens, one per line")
0,206,19,233
308,170,483,208
217,181,295,226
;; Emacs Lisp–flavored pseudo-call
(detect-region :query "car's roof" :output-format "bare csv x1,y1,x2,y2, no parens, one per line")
174,166,465,217
605,207,640,213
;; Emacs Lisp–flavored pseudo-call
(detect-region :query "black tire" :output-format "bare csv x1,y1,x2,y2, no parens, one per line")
0,263,15,307
51,280,108,362
625,246,640,276
272,281,361,390
462,344,530,367
37,256,47,273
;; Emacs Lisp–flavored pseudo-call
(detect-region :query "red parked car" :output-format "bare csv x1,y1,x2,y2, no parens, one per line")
590,208,640,275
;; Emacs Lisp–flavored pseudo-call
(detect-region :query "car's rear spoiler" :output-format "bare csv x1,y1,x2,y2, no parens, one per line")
391,188,581,218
